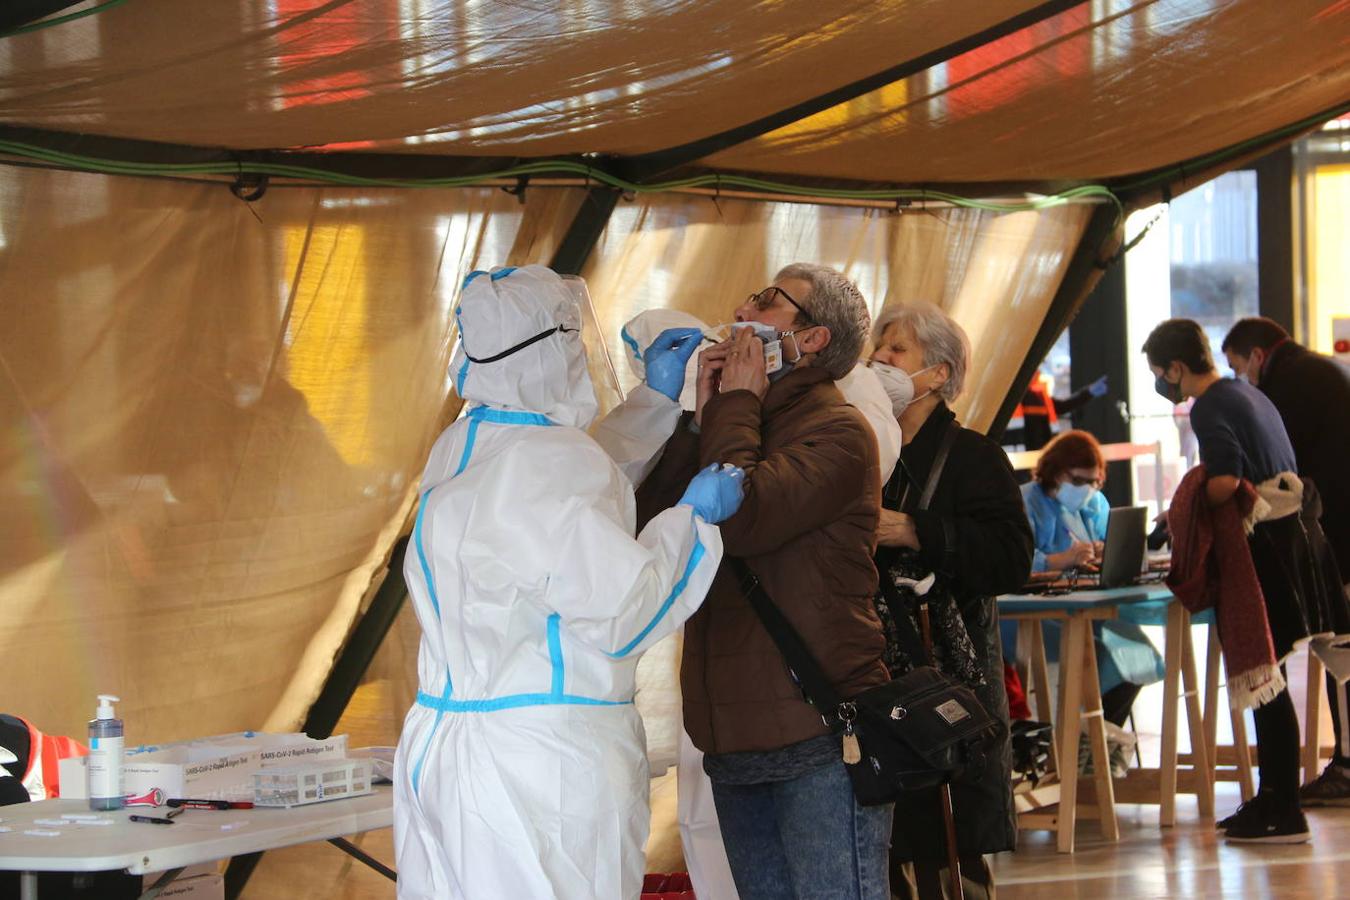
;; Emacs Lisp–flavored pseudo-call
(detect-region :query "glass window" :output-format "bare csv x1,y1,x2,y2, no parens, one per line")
1122,170,1259,517
1296,119,1350,361
1167,169,1260,357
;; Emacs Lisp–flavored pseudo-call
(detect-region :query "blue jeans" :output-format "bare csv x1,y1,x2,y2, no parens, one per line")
711,761,892,900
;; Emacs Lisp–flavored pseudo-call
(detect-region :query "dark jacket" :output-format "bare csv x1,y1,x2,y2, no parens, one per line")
1259,340,1350,578
882,402,1033,861
636,366,888,755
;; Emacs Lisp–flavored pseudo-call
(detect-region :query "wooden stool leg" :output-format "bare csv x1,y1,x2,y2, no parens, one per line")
1230,706,1256,800
1210,626,1256,800
1303,649,1326,785
1160,602,1184,827
1081,630,1119,841
1204,624,1221,773
1180,615,1215,818
1056,616,1088,853
1224,649,1257,800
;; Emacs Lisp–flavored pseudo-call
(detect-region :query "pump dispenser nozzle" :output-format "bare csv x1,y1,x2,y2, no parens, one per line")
96,695,120,720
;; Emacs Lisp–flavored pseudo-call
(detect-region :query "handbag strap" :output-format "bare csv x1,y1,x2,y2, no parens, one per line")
880,418,966,666
733,422,961,721
902,420,960,513
730,558,844,719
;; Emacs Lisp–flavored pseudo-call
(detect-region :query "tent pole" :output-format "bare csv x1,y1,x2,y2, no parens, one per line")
987,202,1124,441
549,188,621,275
223,537,410,900
300,536,412,741
0,0,86,32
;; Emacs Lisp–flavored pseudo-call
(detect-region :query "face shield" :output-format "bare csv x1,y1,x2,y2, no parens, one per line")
559,275,624,421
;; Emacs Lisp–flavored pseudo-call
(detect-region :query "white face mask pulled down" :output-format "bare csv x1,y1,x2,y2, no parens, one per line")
870,362,935,417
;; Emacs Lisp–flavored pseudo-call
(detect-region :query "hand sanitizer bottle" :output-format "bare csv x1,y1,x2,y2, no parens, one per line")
87,694,125,810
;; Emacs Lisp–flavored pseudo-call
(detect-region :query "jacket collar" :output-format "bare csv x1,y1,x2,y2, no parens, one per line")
1261,338,1300,388
762,365,834,418
887,401,957,504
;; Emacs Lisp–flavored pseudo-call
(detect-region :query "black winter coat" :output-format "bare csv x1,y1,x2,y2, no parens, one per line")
1260,341,1350,578
880,402,1034,862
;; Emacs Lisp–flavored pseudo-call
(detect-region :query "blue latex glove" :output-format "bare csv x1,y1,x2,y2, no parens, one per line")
644,327,704,402
1088,375,1109,397
679,463,746,524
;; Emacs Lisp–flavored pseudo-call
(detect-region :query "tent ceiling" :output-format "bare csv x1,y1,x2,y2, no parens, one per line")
0,0,1345,186
0,0,1053,157
704,0,1350,183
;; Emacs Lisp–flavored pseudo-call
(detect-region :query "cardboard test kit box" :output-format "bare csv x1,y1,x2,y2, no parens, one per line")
59,732,348,801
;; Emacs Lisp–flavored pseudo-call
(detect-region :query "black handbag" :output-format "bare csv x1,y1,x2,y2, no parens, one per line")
733,422,1003,807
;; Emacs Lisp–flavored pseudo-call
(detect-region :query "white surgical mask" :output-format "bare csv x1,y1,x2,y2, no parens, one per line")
870,361,935,416
1056,481,1097,513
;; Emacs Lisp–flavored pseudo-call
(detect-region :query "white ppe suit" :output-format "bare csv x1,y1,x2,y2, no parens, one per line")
393,266,724,900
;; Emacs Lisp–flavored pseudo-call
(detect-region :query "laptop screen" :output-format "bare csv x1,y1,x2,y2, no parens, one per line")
1099,506,1148,588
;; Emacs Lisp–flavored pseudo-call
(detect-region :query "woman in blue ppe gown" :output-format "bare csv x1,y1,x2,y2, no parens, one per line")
1010,431,1164,733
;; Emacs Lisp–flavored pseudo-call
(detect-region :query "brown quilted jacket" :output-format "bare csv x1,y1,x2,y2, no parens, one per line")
636,366,887,754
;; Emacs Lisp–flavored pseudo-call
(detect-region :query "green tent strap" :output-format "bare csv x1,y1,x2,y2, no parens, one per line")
1,0,131,38
0,139,1121,218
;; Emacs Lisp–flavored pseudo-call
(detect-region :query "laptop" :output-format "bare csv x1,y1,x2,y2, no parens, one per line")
1095,506,1149,588
1021,505,1152,593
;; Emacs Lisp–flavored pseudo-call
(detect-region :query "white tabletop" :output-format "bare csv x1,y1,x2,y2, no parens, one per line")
0,786,392,875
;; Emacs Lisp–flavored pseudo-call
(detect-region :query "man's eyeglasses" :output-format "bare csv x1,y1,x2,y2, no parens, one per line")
746,286,816,325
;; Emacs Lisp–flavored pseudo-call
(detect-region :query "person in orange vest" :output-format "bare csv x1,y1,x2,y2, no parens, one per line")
0,713,88,805
1011,370,1108,450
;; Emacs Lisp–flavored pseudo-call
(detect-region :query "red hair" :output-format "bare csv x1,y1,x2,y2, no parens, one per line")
1034,430,1105,491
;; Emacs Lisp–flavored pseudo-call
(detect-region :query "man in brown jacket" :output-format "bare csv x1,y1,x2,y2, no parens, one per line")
638,263,892,899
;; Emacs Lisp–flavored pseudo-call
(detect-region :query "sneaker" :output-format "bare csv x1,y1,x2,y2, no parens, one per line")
1077,725,1136,777
1217,793,1262,831
1299,763,1350,808
1222,794,1310,844
1105,722,1137,778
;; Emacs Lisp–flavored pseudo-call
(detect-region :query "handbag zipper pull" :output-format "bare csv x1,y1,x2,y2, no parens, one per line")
839,702,861,764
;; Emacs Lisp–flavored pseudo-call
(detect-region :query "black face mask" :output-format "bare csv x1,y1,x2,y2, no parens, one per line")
1154,370,1183,404
462,325,577,364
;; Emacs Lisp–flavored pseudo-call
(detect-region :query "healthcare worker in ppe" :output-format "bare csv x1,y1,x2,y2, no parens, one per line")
393,265,745,900
592,308,902,900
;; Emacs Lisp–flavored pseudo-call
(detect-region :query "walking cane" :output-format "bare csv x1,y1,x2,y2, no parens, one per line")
918,601,964,900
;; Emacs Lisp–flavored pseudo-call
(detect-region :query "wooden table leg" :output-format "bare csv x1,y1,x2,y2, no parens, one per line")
1080,627,1119,841
1057,614,1088,853
1016,619,1034,710
1030,622,1059,775
1160,601,1185,827
1179,613,1215,818
1303,648,1326,785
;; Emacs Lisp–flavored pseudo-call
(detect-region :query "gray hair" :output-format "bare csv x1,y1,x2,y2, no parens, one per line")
774,263,870,380
871,302,970,402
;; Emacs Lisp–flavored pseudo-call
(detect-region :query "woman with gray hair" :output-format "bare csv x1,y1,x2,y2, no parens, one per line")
867,302,1033,900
